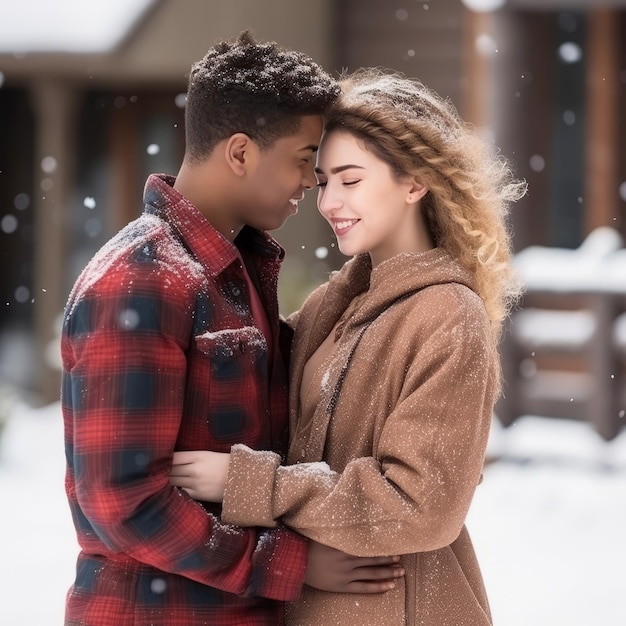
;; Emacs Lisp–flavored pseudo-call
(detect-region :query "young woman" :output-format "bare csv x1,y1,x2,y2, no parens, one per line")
170,68,526,625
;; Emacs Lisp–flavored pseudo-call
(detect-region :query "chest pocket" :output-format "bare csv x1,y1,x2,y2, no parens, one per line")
194,326,268,380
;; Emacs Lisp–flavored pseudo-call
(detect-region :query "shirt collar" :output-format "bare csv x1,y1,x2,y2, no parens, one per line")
142,173,284,277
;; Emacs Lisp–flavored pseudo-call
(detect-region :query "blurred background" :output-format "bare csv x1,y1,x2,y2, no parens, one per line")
0,0,623,416
0,1,625,624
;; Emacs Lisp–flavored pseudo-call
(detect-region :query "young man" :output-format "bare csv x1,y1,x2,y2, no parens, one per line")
61,31,401,625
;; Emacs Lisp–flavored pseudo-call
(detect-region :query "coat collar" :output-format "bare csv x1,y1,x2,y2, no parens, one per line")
322,249,476,328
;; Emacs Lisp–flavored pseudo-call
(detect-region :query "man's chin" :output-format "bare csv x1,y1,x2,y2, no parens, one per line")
263,214,296,233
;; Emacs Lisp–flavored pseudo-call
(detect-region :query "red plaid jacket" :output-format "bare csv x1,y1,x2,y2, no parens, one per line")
61,174,307,625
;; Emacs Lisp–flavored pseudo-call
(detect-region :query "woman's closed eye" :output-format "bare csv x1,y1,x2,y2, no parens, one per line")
316,179,359,188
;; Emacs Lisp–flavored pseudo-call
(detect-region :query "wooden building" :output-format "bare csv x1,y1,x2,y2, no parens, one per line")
0,0,625,403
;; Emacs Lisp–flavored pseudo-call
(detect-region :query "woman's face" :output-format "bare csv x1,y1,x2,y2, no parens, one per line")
314,130,429,265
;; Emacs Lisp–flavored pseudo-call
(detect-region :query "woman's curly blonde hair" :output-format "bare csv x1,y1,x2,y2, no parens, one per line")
325,68,527,340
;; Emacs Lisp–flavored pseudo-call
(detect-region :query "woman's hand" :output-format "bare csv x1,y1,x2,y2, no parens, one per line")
169,450,230,502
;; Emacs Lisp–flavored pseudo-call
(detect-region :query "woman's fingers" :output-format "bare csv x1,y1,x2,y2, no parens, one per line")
171,450,198,465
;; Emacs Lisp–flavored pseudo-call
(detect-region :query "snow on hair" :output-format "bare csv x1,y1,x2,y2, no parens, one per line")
184,31,339,160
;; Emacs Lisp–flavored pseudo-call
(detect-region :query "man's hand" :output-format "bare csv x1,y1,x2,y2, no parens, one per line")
305,541,404,593
169,450,230,502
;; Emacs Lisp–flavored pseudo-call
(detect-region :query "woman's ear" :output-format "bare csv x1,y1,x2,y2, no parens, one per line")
406,180,428,204
224,133,256,176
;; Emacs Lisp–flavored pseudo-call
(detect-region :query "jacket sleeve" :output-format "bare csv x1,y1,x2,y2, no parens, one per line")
221,297,496,556
63,267,306,600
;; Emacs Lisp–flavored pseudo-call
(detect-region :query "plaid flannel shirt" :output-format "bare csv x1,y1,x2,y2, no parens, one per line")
61,174,307,625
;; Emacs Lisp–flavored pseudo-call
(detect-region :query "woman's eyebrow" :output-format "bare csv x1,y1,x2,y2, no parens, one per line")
314,164,365,175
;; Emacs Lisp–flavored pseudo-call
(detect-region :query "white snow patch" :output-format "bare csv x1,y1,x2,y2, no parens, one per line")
1,402,624,625
195,326,267,356
514,226,625,292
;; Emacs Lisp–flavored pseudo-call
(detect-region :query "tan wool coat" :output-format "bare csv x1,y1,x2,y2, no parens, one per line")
222,248,498,625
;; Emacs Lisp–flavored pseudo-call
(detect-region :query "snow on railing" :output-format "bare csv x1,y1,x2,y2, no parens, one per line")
513,227,625,293
498,227,625,440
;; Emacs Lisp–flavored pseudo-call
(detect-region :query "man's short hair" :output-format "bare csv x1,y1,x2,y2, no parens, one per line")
184,30,339,162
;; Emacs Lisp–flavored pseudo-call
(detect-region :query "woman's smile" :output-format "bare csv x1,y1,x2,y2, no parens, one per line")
332,218,360,235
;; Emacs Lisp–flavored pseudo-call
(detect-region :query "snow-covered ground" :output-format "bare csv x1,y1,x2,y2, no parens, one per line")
0,401,78,625
469,416,626,626
0,400,624,625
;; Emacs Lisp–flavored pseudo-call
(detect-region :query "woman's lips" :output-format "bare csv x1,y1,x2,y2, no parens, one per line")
333,218,359,235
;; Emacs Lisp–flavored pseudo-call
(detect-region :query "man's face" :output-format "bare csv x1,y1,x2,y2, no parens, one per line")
238,114,323,232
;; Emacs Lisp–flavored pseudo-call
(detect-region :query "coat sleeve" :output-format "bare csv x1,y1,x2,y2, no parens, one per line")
63,264,307,600
221,296,496,556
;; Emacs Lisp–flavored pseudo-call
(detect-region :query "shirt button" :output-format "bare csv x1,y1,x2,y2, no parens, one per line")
231,286,241,297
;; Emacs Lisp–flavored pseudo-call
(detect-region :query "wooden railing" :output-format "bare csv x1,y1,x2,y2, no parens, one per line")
495,229,626,441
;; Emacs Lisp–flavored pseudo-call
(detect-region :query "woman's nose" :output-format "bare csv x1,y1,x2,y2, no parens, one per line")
317,184,342,215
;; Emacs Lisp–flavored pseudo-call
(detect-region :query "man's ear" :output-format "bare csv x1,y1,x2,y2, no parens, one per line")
224,133,256,176
406,180,428,204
